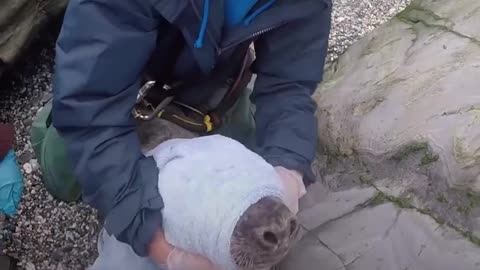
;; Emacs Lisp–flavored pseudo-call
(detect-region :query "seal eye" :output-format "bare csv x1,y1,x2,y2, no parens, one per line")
263,231,279,245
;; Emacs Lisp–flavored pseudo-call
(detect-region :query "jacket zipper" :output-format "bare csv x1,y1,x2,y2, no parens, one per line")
189,0,286,56
217,23,284,56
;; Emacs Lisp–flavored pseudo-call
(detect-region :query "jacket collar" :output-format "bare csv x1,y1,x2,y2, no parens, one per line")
152,0,320,73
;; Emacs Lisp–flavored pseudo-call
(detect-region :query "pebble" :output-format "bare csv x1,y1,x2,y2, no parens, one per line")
30,159,39,172
0,1,412,269
25,262,36,270
23,163,32,174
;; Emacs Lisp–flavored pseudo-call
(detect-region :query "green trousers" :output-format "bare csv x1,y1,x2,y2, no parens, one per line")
31,87,256,202
212,86,256,151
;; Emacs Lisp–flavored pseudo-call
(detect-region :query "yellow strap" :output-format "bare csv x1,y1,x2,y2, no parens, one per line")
169,114,213,132
155,103,214,132
172,115,203,126
203,115,213,132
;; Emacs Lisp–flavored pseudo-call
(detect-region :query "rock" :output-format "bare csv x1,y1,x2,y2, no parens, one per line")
0,0,67,77
276,0,480,269
282,196,480,270
310,0,480,247
315,0,480,192
337,203,477,269
297,182,377,231
23,163,32,174
30,159,39,172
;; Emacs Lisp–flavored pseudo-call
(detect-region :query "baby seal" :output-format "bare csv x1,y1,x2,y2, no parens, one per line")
231,196,298,270
136,113,197,151
136,117,298,269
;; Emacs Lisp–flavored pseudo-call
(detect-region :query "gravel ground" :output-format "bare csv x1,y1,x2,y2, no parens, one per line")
0,1,411,269
328,0,412,61
0,29,101,270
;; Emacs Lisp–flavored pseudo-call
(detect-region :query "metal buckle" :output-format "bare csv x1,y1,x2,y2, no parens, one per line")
133,80,174,121
136,80,156,104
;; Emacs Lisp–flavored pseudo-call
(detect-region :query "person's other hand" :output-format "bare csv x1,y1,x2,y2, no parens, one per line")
274,166,307,215
149,229,222,270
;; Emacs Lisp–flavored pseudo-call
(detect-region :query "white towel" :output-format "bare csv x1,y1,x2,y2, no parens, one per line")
144,134,288,270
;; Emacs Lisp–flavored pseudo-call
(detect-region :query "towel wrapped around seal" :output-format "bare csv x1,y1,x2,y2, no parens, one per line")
143,134,290,270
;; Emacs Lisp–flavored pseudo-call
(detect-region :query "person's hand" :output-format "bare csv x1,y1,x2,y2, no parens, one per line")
165,247,223,270
149,229,222,270
274,166,307,215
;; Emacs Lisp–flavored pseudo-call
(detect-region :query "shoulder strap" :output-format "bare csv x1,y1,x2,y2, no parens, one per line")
208,47,254,127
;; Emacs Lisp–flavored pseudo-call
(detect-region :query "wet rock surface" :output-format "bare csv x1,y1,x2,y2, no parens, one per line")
279,0,480,269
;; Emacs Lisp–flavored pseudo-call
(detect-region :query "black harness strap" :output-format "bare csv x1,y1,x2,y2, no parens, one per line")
134,47,255,134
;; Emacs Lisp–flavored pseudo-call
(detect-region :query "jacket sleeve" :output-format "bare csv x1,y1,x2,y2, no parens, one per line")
51,0,163,256
251,1,332,185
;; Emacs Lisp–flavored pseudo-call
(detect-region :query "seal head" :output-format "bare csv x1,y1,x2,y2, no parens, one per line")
230,196,298,270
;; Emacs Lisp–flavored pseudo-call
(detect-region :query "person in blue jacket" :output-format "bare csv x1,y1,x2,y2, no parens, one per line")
51,0,332,267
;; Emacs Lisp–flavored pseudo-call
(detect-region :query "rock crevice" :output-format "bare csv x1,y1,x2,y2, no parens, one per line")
397,5,480,46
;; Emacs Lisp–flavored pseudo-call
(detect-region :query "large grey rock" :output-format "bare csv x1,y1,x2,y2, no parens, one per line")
287,202,480,270
315,0,480,192
0,0,67,75
297,182,376,231
309,0,480,245
277,0,480,269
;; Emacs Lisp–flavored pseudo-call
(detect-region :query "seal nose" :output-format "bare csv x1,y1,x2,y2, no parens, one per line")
257,215,298,250
262,230,279,246
259,229,279,248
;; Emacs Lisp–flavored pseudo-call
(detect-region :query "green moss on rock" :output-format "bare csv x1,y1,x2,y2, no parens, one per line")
390,142,429,161
390,142,439,166
421,151,439,166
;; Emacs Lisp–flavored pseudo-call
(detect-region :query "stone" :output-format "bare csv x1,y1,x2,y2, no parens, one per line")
278,234,346,270
298,182,377,231
308,0,480,251
0,0,67,77
315,0,480,192
25,262,36,270
30,159,39,172
275,0,480,269
23,163,32,174
280,202,480,270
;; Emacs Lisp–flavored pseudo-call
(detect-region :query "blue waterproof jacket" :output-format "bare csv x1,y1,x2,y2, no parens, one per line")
52,0,332,257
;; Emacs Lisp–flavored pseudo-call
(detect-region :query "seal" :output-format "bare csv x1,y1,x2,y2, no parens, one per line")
136,113,197,152
231,196,298,270
136,117,298,269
